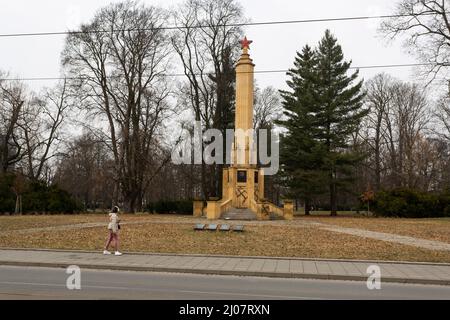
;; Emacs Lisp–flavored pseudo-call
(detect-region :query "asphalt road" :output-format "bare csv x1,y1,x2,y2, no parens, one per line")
0,265,449,300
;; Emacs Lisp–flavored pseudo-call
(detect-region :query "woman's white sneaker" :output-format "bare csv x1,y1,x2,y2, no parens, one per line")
103,250,112,255
115,251,123,256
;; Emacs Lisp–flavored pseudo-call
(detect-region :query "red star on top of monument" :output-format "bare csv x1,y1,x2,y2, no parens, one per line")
240,37,253,50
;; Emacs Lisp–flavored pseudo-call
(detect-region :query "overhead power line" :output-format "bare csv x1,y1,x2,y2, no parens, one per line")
0,63,439,82
0,12,446,38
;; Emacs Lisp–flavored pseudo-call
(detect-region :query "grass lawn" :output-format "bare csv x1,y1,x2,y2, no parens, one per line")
1,214,450,263
303,216,450,243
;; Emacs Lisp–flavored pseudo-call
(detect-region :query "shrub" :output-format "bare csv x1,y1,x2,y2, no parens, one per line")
176,200,194,215
146,200,193,215
47,185,81,213
439,190,450,217
372,188,447,218
0,174,15,213
0,175,81,214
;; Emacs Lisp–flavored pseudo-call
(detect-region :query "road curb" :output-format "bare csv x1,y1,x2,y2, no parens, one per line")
1,260,449,287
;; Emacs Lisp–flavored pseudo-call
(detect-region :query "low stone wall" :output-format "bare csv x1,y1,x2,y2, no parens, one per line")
193,200,204,218
195,198,294,221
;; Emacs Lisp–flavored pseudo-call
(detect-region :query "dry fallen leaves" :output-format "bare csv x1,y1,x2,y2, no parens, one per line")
0,215,450,263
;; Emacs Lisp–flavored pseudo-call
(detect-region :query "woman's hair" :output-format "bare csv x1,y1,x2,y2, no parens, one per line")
112,206,119,213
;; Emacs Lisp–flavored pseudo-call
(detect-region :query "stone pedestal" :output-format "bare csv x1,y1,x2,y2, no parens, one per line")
206,198,220,220
222,167,264,210
283,200,294,220
193,200,204,218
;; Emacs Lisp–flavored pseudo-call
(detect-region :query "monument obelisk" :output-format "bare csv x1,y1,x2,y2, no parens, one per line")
222,37,264,211
196,37,293,221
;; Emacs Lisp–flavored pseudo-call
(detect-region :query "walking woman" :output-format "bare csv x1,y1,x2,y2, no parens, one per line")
103,206,122,256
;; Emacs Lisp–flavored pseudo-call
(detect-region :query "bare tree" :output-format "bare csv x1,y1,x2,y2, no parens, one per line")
54,133,115,210
0,73,26,174
62,1,174,212
381,0,450,80
412,136,444,190
355,74,446,195
364,76,432,190
172,0,245,200
435,94,450,140
253,85,283,130
390,83,430,188
365,73,395,190
20,80,70,181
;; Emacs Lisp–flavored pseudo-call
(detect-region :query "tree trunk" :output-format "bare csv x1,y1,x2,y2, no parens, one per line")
305,199,311,216
15,194,21,215
112,182,119,209
330,172,338,216
124,191,138,214
136,192,143,213
374,132,382,191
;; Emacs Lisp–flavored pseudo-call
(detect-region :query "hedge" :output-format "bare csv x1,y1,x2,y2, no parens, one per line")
0,174,15,212
371,188,450,218
146,200,193,215
0,174,81,214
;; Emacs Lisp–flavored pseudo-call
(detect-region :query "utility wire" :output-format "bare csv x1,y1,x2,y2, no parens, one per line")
0,63,440,82
0,12,446,38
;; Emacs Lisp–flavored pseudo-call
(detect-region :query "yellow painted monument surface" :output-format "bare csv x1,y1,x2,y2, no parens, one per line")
222,37,264,211
198,37,293,221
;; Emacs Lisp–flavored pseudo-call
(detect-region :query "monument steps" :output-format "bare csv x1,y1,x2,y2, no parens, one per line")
221,208,258,221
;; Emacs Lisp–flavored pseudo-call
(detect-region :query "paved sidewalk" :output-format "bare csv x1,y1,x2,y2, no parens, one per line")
1,249,449,286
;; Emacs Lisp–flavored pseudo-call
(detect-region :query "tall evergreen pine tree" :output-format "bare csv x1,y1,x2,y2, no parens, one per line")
278,45,327,215
314,30,367,216
279,30,367,216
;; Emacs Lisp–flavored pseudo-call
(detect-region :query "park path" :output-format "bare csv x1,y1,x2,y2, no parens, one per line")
1,217,450,252
315,223,450,251
0,220,153,235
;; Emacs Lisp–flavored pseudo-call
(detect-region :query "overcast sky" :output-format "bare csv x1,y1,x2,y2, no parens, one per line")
0,0,439,93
